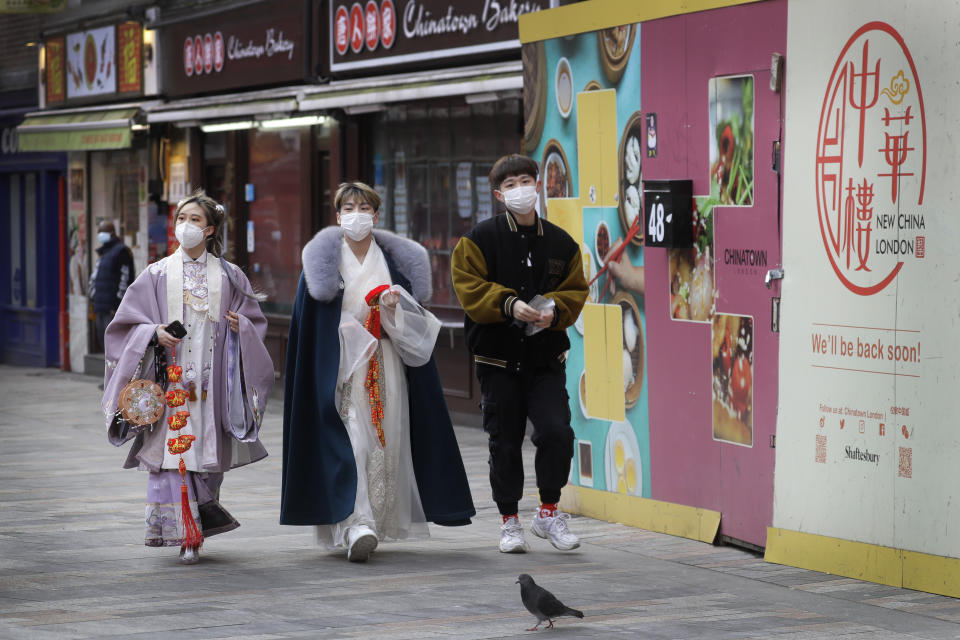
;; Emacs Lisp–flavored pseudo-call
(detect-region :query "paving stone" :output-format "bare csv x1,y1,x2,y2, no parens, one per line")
2,365,960,639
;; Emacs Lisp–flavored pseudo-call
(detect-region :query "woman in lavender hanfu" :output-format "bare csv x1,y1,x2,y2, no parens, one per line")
102,190,273,564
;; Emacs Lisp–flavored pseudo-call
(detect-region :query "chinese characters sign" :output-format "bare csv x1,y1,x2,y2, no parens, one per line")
815,22,927,296
45,37,65,104
160,0,308,97
117,22,142,94
330,0,553,73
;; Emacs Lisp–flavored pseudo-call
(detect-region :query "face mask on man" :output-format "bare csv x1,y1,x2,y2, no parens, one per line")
175,222,209,250
501,185,538,215
97,231,111,245
340,212,374,241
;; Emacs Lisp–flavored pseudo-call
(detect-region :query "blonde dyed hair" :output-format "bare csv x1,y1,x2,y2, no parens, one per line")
334,181,381,212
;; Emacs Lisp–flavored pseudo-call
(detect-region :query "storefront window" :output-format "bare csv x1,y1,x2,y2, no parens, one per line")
247,127,304,315
361,97,520,319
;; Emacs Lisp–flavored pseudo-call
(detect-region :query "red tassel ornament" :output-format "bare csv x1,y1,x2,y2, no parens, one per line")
178,458,203,552
164,349,203,553
363,285,391,447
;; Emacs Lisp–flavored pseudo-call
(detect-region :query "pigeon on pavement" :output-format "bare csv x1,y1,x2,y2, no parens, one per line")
516,573,584,631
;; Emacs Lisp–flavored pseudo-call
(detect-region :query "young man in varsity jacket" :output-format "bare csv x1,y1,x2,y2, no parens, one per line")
452,154,588,553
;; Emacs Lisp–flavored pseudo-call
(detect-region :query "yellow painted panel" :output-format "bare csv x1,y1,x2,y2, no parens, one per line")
546,198,583,247
576,90,619,207
519,0,764,43
560,485,720,543
582,303,624,422
764,528,902,587
902,550,960,599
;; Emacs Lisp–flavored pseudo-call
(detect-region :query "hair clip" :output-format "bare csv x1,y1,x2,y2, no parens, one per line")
215,204,225,214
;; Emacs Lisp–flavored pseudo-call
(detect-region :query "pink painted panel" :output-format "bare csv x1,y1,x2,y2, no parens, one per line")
642,0,787,547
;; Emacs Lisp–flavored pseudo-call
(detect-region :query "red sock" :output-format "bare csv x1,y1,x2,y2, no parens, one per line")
539,503,557,518
502,513,519,524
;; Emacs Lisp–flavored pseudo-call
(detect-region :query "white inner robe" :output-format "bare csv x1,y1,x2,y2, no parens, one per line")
161,250,217,472
315,238,432,548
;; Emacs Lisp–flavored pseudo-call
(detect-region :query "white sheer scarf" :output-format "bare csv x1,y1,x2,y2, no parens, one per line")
316,238,437,549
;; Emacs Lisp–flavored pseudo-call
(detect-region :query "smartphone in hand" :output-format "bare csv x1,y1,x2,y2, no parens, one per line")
165,320,188,339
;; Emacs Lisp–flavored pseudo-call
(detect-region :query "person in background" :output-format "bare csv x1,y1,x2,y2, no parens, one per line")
89,221,134,352
451,154,588,554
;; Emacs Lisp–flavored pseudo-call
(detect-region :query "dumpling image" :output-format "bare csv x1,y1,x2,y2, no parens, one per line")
622,348,634,391
623,308,638,352
625,184,641,228
625,136,641,184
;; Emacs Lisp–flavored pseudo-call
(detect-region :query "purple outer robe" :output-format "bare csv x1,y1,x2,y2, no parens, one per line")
101,253,274,473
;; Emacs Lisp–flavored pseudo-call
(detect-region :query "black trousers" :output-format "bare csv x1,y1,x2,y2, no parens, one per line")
95,311,113,352
478,362,574,516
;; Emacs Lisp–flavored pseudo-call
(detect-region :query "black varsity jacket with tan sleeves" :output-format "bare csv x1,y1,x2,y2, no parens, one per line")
451,211,588,373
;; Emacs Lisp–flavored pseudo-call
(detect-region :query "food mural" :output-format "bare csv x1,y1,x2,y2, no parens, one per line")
525,23,649,499
772,0,960,576
524,0,787,548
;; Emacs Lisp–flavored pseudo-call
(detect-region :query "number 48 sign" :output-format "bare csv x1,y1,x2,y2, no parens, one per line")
643,179,693,248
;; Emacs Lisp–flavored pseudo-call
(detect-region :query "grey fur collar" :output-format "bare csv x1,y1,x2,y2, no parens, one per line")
301,226,432,303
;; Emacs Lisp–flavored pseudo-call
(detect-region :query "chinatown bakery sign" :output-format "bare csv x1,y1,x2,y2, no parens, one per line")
329,0,553,73
161,0,309,97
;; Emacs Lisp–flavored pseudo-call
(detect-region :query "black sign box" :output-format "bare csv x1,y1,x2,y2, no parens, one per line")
642,179,693,248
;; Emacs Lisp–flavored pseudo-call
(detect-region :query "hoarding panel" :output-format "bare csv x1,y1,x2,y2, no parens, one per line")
775,0,960,558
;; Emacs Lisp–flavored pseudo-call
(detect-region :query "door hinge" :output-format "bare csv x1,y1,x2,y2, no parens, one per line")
771,140,781,173
771,296,781,333
770,434,776,448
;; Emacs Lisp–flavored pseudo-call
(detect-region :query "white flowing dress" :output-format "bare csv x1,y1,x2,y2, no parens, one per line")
315,238,439,548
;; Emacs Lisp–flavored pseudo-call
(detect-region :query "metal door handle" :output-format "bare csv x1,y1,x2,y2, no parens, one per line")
765,268,784,288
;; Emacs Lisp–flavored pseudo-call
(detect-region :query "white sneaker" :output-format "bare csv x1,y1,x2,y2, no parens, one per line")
179,545,200,565
531,511,580,550
346,525,378,562
499,516,529,553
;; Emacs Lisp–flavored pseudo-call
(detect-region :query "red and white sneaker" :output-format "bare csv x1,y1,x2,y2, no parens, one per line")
530,510,580,550
499,516,529,553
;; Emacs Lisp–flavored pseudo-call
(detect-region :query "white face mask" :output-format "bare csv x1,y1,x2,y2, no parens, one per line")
97,231,111,245
175,222,209,250
501,184,539,214
340,212,374,241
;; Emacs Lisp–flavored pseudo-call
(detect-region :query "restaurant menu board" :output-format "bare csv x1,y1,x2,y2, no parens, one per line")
774,0,959,558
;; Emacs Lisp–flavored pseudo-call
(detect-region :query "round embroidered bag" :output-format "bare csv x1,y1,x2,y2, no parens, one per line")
118,379,165,426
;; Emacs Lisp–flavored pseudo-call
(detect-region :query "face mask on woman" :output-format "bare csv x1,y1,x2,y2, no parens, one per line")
501,184,538,214
340,212,374,241
97,231,111,245
175,222,210,249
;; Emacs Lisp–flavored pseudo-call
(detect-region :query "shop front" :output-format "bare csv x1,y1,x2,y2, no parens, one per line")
13,18,158,372
0,115,65,367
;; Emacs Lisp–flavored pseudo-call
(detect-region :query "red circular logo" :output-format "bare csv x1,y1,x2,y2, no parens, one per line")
364,1,380,51
380,0,396,49
334,6,349,56
203,33,214,74
183,37,194,76
349,3,364,54
213,32,224,72
815,22,927,296
193,36,204,75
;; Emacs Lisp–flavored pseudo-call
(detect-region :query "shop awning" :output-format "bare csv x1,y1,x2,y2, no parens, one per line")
147,97,299,124
298,61,522,112
17,107,142,151
142,61,522,127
